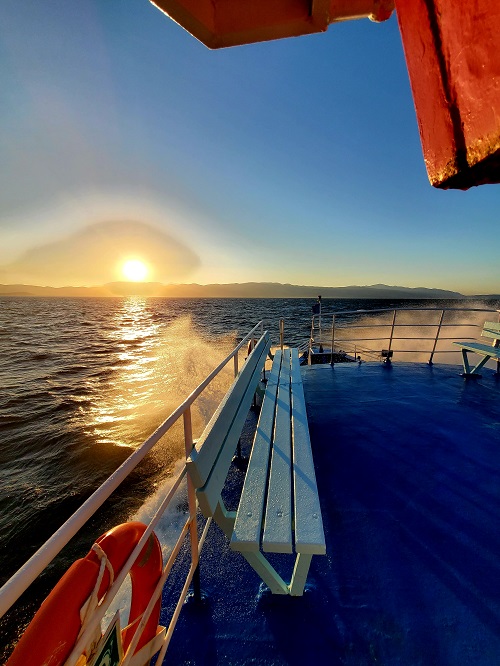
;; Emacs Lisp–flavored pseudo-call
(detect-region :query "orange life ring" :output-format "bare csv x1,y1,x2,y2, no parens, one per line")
7,521,163,666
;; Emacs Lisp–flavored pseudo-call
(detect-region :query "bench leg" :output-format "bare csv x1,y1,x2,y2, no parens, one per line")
470,355,492,375
461,349,492,377
241,552,289,595
212,501,315,597
289,553,313,596
461,349,471,375
213,502,288,594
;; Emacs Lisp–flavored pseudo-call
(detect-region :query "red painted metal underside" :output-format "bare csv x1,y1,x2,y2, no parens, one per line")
395,0,500,189
150,0,395,48
150,0,500,190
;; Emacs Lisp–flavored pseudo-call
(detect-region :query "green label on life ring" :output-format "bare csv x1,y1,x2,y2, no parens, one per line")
89,613,123,666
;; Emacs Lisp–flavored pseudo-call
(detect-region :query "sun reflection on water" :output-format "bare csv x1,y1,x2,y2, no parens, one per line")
86,297,162,448
84,297,236,457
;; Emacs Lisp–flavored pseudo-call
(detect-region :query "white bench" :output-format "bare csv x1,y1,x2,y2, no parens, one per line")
454,321,500,376
187,339,325,596
231,348,325,595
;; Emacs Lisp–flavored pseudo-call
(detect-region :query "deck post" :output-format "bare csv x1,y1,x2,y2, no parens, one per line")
191,561,202,601
308,317,314,365
318,295,322,345
260,322,267,382
497,311,500,375
387,310,397,356
184,407,202,602
330,314,335,365
429,309,445,365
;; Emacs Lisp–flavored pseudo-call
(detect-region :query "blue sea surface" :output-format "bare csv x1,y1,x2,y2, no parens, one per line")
0,295,497,657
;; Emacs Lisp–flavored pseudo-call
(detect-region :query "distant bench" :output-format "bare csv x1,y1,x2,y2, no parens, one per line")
187,336,325,596
454,321,500,377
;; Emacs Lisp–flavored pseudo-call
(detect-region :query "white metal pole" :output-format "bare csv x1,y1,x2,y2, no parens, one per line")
308,317,314,365
183,408,201,601
330,314,335,365
388,309,397,355
319,297,322,346
497,310,500,375
429,309,445,365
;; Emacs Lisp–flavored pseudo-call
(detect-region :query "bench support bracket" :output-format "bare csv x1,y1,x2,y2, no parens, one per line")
460,348,491,377
213,502,289,595
289,553,314,596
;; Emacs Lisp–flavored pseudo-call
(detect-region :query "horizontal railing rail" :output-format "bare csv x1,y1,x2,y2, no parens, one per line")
307,307,499,365
0,321,266,665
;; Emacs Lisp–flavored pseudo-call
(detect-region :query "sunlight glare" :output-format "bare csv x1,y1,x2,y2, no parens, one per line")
122,259,148,282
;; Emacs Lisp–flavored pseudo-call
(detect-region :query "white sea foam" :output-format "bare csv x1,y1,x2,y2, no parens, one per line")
325,303,498,365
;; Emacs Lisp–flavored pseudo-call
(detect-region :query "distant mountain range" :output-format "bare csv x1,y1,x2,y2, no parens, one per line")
0,281,476,299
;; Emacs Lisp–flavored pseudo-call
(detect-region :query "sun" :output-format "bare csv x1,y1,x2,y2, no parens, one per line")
122,259,149,282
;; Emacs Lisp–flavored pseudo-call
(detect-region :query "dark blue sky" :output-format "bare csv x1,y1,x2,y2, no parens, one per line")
0,1,498,292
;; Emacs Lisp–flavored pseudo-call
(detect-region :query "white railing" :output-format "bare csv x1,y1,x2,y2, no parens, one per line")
307,307,500,365
0,322,265,665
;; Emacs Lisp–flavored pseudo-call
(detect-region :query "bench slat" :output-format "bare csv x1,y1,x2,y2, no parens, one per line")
196,337,271,516
263,349,293,553
231,353,282,552
290,348,303,384
291,380,326,555
265,348,283,386
482,322,500,341
279,348,291,386
187,333,270,488
455,341,500,360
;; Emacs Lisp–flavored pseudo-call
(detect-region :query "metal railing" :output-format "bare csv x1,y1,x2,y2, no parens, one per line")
307,307,500,365
0,322,265,665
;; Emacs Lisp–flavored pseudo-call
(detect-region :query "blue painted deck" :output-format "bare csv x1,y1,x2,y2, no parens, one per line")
163,362,500,665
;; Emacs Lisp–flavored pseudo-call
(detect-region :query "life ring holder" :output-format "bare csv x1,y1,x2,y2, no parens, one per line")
6,521,163,666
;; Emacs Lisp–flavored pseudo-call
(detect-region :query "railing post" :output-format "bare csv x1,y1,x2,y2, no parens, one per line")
330,314,335,365
308,316,314,365
318,296,322,346
234,351,239,378
259,320,267,381
387,309,397,354
183,407,201,601
429,309,445,365
279,318,284,351
497,310,500,375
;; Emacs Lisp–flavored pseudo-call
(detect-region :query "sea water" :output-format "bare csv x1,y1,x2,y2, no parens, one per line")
0,295,497,654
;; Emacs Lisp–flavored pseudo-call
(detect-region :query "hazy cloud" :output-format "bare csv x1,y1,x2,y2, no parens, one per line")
3,220,200,285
